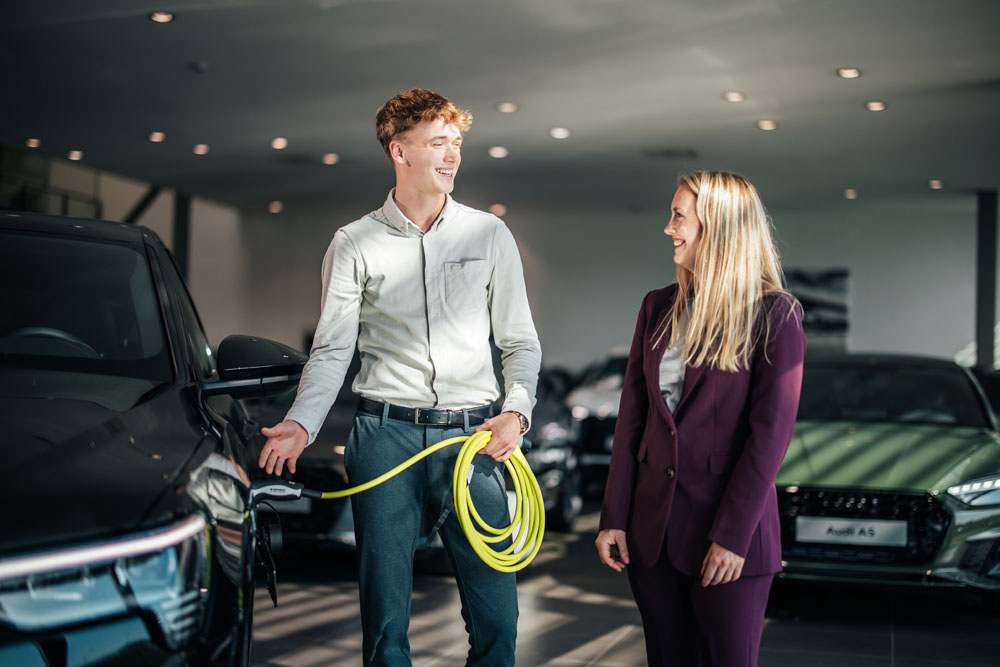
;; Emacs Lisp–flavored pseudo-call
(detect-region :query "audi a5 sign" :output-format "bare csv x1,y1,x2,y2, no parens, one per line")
795,516,908,547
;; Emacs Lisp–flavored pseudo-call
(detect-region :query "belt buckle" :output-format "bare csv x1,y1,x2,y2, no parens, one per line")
413,407,422,425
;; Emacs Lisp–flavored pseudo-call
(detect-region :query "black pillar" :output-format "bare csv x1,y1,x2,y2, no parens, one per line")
123,185,162,224
976,189,998,367
173,192,192,281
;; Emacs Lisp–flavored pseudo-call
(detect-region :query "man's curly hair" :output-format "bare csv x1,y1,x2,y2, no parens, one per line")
375,89,473,158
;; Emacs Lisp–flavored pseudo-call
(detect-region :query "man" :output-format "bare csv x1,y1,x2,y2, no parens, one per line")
258,88,541,666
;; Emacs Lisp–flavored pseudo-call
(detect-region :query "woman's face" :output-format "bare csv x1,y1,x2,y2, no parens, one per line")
664,185,702,272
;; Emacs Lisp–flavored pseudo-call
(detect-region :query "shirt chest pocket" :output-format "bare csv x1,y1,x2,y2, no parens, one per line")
443,259,488,313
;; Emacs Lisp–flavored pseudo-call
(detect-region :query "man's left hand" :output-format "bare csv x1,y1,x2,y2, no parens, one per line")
475,412,522,462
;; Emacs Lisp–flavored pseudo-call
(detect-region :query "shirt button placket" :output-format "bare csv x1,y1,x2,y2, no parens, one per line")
423,233,443,403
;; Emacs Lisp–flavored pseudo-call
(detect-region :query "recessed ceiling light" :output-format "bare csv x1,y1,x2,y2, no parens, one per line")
838,67,861,79
488,146,509,158
149,11,174,23
67,150,84,161
193,144,209,155
271,137,288,150
843,188,858,200
757,119,778,131
26,138,40,148
929,179,944,190
148,131,166,143
322,153,339,165
496,102,518,113
549,127,571,139
865,101,887,112
723,91,746,102
488,204,508,217
268,201,283,214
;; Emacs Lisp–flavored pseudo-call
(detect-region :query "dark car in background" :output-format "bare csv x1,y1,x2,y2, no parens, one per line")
564,351,628,496
776,354,1000,598
0,212,306,666
519,368,584,531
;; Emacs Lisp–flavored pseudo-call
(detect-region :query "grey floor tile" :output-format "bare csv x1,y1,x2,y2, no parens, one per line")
253,509,998,666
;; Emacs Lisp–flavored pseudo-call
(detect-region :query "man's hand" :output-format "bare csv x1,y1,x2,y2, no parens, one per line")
475,411,521,462
595,529,630,572
258,420,308,476
700,541,745,587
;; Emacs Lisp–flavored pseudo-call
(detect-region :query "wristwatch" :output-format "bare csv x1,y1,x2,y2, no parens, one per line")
507,411,529,434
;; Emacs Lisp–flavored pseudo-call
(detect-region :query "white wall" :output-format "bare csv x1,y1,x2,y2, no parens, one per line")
240,208,356,352
239,191,991,373
776,196,981,360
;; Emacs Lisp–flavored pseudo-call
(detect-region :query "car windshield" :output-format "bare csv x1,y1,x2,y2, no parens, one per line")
798,362,989,428
0,230,172,382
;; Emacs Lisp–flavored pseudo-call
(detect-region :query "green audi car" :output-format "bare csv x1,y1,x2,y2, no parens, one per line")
776,354,1000,593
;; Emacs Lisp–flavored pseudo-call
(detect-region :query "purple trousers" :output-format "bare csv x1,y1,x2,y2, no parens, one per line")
626,550,773,666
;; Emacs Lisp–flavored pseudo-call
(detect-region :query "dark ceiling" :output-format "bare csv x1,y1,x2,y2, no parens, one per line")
2,0,999,217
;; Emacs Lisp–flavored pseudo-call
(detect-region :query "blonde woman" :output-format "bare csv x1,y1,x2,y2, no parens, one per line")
595,171,806,666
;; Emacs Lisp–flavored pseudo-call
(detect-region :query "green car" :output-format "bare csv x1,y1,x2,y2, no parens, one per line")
776,354,1000,592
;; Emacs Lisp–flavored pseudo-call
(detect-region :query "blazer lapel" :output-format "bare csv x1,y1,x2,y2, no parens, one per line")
648,309,679,428
673,362,705,419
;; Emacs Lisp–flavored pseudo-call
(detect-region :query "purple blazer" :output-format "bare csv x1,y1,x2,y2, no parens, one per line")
599,285,806,576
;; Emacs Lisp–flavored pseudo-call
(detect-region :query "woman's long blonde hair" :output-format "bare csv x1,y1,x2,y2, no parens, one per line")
652,171,788,372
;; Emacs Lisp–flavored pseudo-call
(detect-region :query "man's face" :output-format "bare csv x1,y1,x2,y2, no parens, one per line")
391,117,463,197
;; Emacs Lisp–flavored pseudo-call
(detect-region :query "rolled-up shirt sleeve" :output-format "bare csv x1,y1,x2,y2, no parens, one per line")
284,229,364,445
489,224,541,427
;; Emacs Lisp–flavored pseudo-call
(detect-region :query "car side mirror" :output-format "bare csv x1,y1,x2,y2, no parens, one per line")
201,335,308,398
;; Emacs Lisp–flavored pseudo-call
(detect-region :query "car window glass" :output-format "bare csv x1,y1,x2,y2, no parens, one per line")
798,364,988,428
159,251,215,381
0,231,172,381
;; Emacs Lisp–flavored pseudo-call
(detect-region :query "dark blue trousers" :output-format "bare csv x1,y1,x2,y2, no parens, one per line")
627,548,773,666
345,411,517,666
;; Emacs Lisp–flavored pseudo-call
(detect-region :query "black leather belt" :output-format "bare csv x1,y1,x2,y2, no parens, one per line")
357,397,492,426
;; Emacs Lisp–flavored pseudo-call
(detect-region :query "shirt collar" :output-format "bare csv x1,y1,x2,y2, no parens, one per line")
382,188,455,235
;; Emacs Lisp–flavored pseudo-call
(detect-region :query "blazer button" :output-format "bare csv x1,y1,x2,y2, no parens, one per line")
666,467,676,479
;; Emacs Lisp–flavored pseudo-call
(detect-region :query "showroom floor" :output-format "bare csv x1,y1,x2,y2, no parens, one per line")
252,507,998,666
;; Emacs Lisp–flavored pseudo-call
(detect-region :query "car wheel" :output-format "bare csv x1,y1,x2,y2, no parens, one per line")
547,459,583,532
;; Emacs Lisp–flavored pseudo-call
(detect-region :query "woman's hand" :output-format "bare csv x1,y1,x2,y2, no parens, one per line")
595,529,630,572
700,541,745,587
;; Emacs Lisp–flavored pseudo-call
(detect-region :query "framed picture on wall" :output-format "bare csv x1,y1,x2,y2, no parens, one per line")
785,268,849,350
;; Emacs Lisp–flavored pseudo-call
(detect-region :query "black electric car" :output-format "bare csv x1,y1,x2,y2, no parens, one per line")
0,211,306,666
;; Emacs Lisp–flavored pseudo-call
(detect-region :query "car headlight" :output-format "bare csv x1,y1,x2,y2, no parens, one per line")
0,515,208,649
947,475,1000,506
571,405,590,420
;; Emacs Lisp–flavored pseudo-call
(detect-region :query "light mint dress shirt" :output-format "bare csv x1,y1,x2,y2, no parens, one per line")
659,310,688,414
285,190,542,445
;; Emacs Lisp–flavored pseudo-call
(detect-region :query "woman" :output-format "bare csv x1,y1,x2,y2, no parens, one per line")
595,171,806,666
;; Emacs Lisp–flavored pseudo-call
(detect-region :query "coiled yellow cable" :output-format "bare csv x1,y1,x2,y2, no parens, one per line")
314,431,545,572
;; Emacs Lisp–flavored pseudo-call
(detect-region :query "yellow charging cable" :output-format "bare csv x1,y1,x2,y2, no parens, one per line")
309,431,545,573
